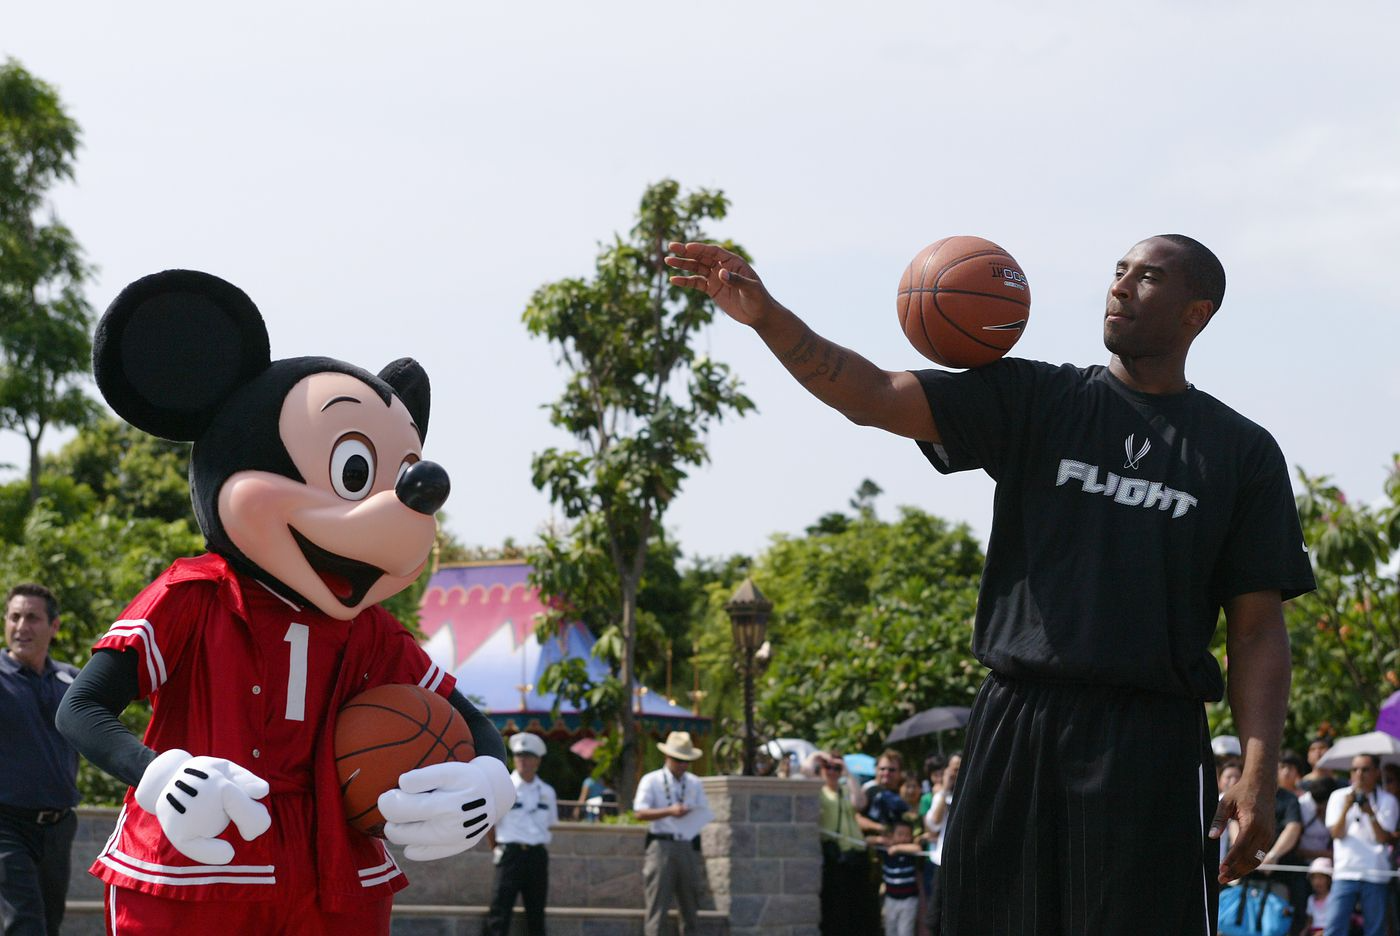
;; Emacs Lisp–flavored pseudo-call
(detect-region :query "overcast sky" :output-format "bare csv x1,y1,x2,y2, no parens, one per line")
5,1,1398,562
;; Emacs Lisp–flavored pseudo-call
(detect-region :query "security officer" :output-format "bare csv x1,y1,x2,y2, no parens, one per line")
484,732,558,936
1,584,80,936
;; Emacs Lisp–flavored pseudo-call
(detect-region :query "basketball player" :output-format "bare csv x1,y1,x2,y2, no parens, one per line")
667,235,1315,934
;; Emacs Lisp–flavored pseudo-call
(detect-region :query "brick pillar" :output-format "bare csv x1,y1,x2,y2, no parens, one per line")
699,775,822,936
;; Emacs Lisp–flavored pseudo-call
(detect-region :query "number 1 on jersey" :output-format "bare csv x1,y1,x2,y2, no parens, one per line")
284,622,308,721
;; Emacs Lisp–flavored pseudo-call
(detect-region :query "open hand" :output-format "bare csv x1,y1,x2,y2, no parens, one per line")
665,242,777,327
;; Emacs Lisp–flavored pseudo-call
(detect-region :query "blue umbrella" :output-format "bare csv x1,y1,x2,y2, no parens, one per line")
843,752,877,780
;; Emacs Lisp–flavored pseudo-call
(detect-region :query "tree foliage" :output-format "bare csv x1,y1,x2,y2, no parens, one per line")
0,59,98,501
1204,460,1400,748
690,484,985,760
44,415,194,525
523,179,754,801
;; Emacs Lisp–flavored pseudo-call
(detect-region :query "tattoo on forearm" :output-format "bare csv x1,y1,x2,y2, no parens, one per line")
827,350,847,383
783,333,848,385
782,334,819,368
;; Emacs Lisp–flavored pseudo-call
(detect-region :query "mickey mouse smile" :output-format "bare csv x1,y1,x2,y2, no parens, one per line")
289,527,385,608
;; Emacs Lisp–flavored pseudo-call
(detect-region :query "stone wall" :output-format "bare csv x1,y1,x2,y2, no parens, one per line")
700,776,822,936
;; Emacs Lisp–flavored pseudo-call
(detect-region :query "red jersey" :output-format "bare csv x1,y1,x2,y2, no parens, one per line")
90,554,454,910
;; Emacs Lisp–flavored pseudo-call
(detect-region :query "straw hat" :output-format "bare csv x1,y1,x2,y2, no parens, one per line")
657,731,703,762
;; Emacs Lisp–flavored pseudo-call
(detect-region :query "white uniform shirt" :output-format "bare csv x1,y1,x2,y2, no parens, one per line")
1326,785,1399,882
925,790,953,865
495,771,558,846
633,767,710,839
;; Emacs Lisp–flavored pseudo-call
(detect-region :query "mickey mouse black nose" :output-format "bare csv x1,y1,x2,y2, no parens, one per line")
396,460,450,515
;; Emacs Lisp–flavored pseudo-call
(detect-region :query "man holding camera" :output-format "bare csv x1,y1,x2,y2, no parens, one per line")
1324,754,1398,936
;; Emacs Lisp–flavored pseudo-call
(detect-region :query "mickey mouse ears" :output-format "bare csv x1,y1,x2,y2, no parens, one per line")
93,270,271,442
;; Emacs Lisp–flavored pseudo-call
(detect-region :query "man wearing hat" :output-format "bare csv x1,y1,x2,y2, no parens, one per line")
485,732,558,936
634,731,712,936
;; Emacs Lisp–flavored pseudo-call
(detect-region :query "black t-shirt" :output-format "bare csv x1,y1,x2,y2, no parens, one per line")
914,359,1315,700
1274,787,1302,827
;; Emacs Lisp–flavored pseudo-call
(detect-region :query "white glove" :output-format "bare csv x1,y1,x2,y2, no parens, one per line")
134,748,272,865
378,757,514,861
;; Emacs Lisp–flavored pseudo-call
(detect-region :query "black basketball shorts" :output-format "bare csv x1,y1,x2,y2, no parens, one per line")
939,672,1218,936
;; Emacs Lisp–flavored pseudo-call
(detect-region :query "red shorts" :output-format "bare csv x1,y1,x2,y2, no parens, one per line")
103,883,392,936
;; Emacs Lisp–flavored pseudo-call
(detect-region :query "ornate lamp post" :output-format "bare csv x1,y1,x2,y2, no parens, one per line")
725,578,772,776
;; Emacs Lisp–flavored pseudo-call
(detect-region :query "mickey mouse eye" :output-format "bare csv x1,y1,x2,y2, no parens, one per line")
395,454,420,487
330,433,377,501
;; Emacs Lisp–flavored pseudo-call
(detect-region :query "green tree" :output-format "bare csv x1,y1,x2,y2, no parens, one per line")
45,415,193,524
691,489,986,760
524,180,755,802
0,59,98,503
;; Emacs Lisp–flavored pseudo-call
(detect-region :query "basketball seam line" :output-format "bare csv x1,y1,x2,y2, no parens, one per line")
898,287,1029,308
917,242,947,365
933,247,1011,281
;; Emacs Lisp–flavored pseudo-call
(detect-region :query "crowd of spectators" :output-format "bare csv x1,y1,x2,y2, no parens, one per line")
811,732,1400,936
813,746,963,936
1216,736,1400,936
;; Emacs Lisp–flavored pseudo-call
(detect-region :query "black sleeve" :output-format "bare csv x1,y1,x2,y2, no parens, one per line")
55,649,158,789
1280,793,1302,828
448,688,505,763
1210,432,1317,603
912,358,1043,480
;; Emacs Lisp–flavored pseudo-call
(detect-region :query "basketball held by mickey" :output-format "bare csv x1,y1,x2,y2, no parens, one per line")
334,683,476,836
897,235,1032,368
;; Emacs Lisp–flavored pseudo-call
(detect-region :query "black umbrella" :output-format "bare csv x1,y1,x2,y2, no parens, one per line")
886,706,972,751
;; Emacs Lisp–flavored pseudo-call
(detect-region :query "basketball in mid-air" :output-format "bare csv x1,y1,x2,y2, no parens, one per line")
334,683,476,836
896,236,1031,368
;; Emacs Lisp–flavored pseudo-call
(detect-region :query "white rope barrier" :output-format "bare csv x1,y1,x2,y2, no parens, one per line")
1255,862,1400,877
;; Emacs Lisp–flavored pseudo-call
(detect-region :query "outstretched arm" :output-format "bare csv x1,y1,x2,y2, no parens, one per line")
56,648,157,788
1209,589,1291,884
666,242,940,442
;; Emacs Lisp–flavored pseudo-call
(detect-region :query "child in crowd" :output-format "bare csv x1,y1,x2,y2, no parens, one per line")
899,777,923,814
1304,856,1331,935
881,820,923,936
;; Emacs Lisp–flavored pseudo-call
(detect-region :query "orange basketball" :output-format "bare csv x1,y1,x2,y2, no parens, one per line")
897,235,1031,368
334,683,475,837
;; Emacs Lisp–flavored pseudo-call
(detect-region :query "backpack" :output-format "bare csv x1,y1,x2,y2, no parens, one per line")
1218,879,1292,936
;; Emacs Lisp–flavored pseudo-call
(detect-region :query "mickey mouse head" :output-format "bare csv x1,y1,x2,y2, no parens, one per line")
93,270,450,620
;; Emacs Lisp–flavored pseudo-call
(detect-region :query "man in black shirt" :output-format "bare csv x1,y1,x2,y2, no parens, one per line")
667,234,1315,935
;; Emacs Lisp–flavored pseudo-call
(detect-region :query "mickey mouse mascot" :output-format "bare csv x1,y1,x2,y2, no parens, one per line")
56,271,513,935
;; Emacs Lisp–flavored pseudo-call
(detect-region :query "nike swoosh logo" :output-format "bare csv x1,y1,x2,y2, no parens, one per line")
982,320,1027,332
